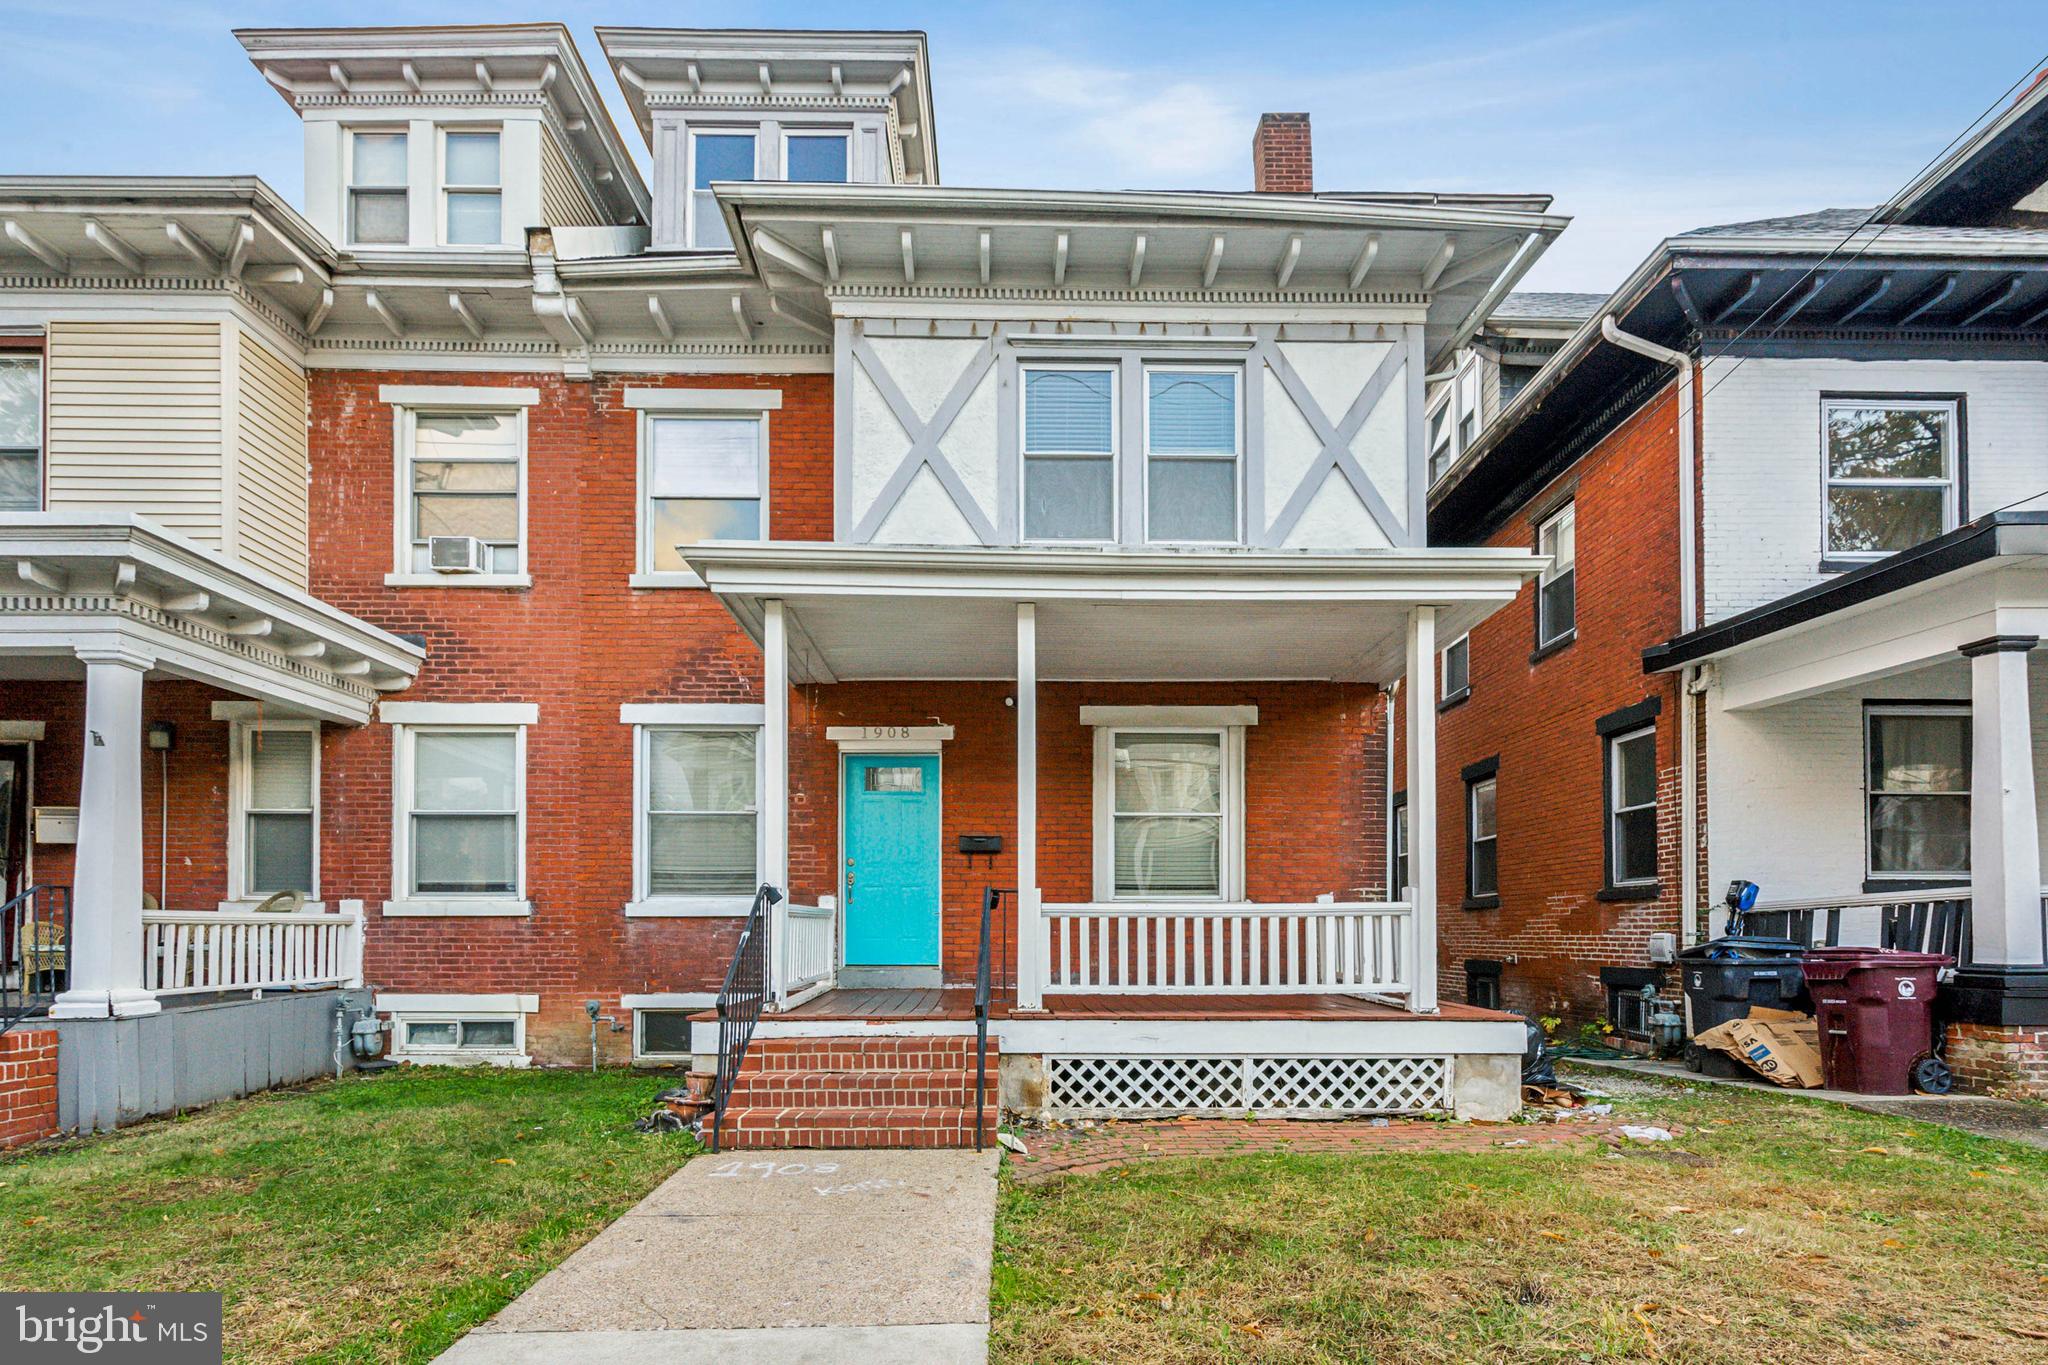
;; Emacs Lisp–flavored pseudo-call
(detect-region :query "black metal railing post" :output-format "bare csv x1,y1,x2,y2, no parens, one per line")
1,884,69,1034
974,887,1008,1153
709,883,780,1153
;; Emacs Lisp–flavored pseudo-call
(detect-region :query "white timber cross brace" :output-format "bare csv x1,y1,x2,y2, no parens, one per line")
848,332,1000,544
1260,341,1410,546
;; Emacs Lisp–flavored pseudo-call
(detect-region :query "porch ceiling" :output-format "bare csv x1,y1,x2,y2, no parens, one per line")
686,542,1545,684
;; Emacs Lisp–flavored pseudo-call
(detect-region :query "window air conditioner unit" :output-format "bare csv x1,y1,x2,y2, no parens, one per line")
427,535,489,574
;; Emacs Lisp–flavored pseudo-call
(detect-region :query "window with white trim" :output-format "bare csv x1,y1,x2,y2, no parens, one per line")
1467,775,1498,900
1536,502,1576,649
1605,725,1657,889
230,720,318,901
1824,398,1959,559
638,726,760,903
634,1009,695,1060
1144,366,1240,543
1107,730,1226,899
641,414,766,571
348,129,409,245
1392,796,1409,897
1442,633,1470,699
689,130,755,249
442,128,502,246
1022,365,1117,542
400,408,525,575
784,131,850,183
393,1014,522,1061
1865,706,1970,880
398,727,524,902
0,354,41,511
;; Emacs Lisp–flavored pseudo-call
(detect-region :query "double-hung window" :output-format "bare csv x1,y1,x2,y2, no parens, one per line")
1392,795,1410,897
642,727,760,903
230,721,318,902
0,354,40,510
1605,725,1658,890
1109,730,1225,899
1145,367,1240,543
689,131,755,249
1536,503,1576,650
386,716,529,915
1022,366,1116,542
1865,706,1970,882
349,130,409,245
1466,772,1498,903
1442,634,1471,701
403,409,524,575
784,132,850,183
443,129,502,246
642,415,766,569
1824,398,1959,560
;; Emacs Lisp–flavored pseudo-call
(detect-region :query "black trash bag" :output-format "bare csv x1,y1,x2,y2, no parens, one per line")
1521,1018,1556,1087
635,1108,687,1134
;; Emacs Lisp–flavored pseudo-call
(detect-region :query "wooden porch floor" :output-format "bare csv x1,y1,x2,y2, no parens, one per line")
765,987,1514,1023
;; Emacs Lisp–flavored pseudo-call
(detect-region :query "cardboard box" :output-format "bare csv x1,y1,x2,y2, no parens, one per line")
1693,1007,1824,1088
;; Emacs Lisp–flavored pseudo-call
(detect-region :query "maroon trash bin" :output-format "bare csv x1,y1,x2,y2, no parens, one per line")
1801,948,1950,1094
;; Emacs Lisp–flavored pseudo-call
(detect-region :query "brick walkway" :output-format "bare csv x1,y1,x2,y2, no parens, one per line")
1004,1116,1619,1183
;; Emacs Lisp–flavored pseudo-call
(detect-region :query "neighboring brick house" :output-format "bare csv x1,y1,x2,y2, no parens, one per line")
1420,75,2048,1096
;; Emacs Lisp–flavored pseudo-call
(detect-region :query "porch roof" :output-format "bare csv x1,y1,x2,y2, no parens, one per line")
1,513,424,724
685,541,1545,684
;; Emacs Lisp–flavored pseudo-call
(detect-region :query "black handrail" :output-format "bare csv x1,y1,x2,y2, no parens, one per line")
1,884,69,1034
709,883,781,1153
974,887,1007,1152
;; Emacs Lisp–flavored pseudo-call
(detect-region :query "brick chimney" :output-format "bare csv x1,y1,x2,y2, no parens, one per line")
1253,113,1312,194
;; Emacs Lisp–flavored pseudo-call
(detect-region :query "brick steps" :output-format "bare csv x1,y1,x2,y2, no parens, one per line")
716,1034,998,1149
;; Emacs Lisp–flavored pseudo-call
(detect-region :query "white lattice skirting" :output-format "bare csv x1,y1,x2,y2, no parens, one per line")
1046,1055,1451,1116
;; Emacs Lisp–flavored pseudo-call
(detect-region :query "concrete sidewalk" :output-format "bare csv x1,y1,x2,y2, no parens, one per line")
435,1148,1001,1364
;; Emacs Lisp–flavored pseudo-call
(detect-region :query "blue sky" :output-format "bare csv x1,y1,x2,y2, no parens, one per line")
3,1,2045,291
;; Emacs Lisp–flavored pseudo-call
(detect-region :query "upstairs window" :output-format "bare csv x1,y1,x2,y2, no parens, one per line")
443,130,502,246
1866,706,1970,881
0,355,40,511
405,411,524,575
1442,633,1470,701
643,415,766,571
1536,503,1576,650
1022,366,1116,542
1145,368,1240,543
1824,398,1958,560
690,131,756,249
785,132,850,183
349,130,409,245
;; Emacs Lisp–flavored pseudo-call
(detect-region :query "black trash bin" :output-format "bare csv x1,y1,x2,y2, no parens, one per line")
1677,937,1808,1078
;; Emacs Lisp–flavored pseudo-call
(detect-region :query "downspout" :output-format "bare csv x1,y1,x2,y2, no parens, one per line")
1599,316,1701,946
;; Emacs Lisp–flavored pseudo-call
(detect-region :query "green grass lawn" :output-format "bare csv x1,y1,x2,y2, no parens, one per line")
0,1067,694,1363
992,1071,2048,1364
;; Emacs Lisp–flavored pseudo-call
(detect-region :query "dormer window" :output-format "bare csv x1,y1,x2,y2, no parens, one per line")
785,132,850,184
689,131,756,249
443,130,502,246
349,131,409,245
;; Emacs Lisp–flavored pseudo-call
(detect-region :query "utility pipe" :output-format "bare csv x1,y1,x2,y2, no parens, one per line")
1599,315,1702,945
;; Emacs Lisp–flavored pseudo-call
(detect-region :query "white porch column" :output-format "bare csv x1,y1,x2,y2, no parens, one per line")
1965,635,2046,965
1015,602,1043,1010
52,647,161,1019
1405,606,1439,1014
763,599,791,997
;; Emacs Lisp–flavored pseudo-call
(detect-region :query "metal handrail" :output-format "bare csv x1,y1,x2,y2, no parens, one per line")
2,884,69,1034
974,887,1007,1153
709,883,781,1153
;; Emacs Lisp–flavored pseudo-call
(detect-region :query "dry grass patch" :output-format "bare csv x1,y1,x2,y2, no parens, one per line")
992,1073,2048,1363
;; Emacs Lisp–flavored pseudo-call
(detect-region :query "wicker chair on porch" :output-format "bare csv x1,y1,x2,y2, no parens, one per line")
19,920,65,995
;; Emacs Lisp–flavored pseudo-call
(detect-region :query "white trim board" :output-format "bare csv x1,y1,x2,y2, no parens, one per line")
624,388,784,411
620,993,716,1010
378,384,540,407
826,724,955,745
376,992,540,1013
380,702,538,725
1079,705,1257,727
620,702,765,725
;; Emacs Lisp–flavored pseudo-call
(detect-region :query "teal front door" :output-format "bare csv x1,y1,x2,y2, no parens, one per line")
843,754,942,966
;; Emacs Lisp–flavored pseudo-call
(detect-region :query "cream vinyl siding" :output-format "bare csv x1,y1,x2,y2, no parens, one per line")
540,129,602,228
230,328,311,587
46,320,226,547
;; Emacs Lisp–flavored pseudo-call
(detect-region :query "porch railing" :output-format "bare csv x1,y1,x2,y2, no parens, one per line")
781,901,834,1000
1041,901,1411,995
2,884,69,1032
710,883,779,1154
141,907,364,996
1737,889,1973,962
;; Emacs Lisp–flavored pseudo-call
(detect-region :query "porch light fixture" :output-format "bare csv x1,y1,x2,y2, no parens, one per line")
147,721,176,751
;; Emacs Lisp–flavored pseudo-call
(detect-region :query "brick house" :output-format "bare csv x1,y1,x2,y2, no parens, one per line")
1417,75,2048,1096
0,22,1572,1142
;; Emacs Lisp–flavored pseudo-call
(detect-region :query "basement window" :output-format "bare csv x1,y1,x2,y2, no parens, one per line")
635,1009,695,1061
393,1014,522,1063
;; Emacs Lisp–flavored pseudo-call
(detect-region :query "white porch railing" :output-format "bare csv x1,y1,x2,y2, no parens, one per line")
142,907,364,996
780,902,835,998
1042,901,1411,995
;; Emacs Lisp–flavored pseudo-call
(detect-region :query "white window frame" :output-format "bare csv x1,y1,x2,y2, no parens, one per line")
0,351,42,512
346,127,410,248
1141,363,1243,546
1021,362,1120,546
1864,704,1972,883
1442,633,1471,699
1090,720,1247,903
438,124,503,248
224,718,320,907
1392,797,1410,899
379,994,537,1068
1536,502,1577,649
1606,724,1658,889
779,126,853,184
1821,397,1960,562
381,702,535,917
632,1007,702,1062
625,388,781,587
686,126,758,249
381,386,538,588
1468,775,1499,900
622,702,767,918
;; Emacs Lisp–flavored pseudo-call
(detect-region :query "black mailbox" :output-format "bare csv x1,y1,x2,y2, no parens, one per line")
957,834,1003,856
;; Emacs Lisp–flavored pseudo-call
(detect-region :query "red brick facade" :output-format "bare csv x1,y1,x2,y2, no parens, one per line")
1944,1022,2048,1098
0,1027,58,1149
1403,383,1688,1024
